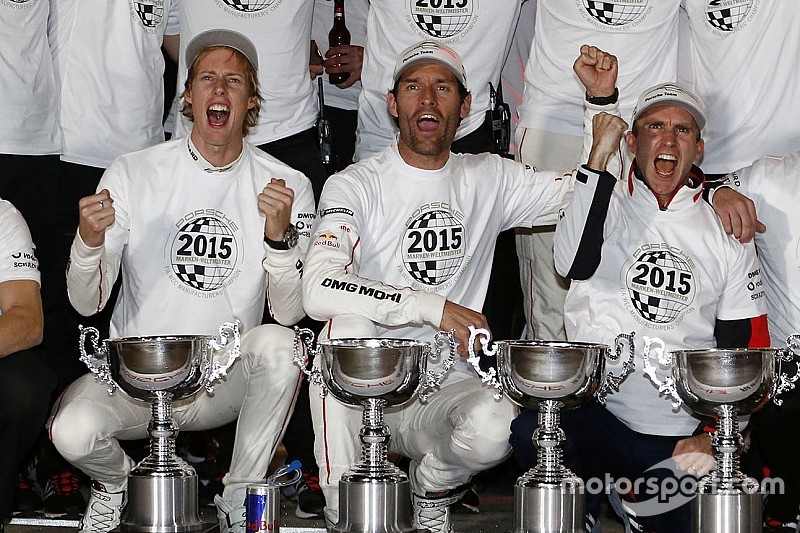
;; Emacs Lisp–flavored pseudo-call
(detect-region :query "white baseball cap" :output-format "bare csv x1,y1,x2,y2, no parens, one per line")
632,83,706,131
185,29,259,72
392,40,467,89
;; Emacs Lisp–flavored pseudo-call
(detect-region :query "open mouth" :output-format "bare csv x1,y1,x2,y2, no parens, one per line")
207,104,230,127
416,113,440,132
654,154,677,176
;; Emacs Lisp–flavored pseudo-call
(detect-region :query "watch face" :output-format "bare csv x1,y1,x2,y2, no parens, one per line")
285,224,299,248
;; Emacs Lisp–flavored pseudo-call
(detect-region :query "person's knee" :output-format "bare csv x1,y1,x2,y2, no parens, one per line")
323,314,378,339
454,395,516,467
49,400,106,463
240,324,301,376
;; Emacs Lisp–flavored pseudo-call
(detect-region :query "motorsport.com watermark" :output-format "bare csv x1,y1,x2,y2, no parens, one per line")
553,456,784,517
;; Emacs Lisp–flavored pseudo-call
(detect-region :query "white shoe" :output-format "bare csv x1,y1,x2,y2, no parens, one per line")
78,482,126,533
412,490,462,533
214,487,247,533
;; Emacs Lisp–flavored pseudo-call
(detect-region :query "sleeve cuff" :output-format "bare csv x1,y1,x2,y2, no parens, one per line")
417,290,447,328
71,232,104,262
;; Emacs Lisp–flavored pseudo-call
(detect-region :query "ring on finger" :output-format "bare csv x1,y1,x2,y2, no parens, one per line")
99,199,104,209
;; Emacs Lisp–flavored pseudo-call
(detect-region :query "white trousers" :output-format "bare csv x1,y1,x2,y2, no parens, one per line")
514,127,583,341
309,315,517,524
49,324,302,500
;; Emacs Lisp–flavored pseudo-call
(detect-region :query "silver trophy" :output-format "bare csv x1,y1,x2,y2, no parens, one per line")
79,322,241,532
293,328,455,533
467,327,635,533
643,335,800,533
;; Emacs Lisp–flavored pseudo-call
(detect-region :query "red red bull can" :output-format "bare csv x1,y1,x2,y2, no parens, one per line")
246,483,279,532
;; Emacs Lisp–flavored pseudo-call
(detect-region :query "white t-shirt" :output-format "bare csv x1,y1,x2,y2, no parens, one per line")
728,152,800,344
517,0,680,137
0,0,61,155
66,139,315,338
304,143,575,384
311,0,369,112
554,165,767,436
355,0,523,161
682,0,800,174
51,0,180,168
0,199,40,291
174,0,318,146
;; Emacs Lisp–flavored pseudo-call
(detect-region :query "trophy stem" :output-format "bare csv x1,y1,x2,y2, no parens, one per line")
355,398,395,475
710,404,743,487
530,400,570,483
135,391,193,474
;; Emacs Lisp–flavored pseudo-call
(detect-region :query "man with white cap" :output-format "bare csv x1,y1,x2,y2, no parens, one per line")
49,30,315,533
548,66,770,531
302,40,627,533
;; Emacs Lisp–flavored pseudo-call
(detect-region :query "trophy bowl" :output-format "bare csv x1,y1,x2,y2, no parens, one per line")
670,348,780,417
318,337,427,406
497,340,606,411
106,335,216,402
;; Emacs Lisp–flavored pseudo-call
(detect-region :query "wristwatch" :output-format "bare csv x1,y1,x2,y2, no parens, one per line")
264,224,299,250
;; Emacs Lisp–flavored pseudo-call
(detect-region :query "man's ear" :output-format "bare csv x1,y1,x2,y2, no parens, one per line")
387,91,398,118
460,92,472,119
625,130,636,153
694,138,705,162
248,95,257,110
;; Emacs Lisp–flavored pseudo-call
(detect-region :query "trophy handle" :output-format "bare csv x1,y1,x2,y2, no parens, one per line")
292,327,327,397
78,325,116,395
640,336,682,410
418,329,457,402
774,334,800,406
204,321,242,393
596,331,636,405
465,326,503,399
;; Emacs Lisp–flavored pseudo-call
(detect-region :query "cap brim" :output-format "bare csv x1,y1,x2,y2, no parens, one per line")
635,100,706,131
393,58,466,89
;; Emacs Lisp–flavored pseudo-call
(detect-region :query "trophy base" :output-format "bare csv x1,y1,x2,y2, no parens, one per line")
331,478,419,533
121,473,205,533
692,489,762,533
512,479,585,533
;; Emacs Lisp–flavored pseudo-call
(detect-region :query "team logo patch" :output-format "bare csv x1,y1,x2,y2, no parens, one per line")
626,249,695,324
409,0,475,39
220,0,278,13
170,216,238,292
402,208,465,286
704,0,754,32
132,0,164,28
581,0,649,27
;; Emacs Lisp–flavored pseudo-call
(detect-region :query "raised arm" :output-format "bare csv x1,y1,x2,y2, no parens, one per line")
260,177,315,326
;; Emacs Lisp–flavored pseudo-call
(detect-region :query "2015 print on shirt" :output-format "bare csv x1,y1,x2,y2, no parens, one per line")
408,0,476,40
168,212,241,295
622,243,697,331
400,203,467,291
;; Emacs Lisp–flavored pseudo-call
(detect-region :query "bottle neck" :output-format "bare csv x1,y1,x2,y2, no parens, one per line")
334,0,345,19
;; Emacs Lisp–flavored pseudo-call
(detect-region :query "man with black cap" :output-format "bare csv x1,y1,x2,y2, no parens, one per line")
302,40,626,533
49,30,315,533
546,57,770,531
